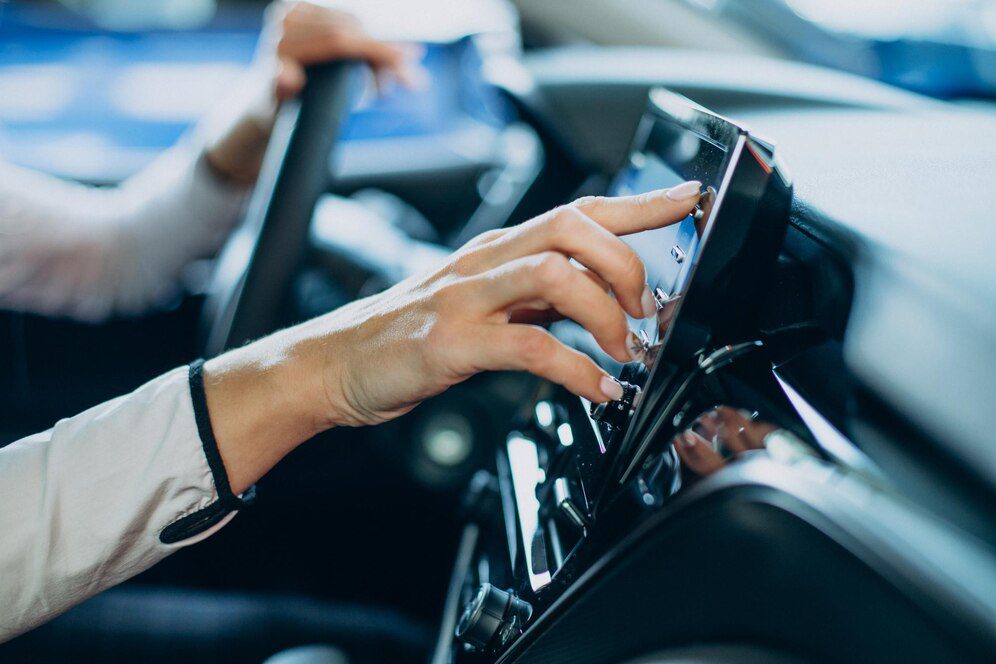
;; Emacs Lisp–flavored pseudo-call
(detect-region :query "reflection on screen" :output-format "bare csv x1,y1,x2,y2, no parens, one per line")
608,120,730,361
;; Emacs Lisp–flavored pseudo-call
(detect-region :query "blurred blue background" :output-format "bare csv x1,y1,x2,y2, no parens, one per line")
0,0,511,181
1,0,993,182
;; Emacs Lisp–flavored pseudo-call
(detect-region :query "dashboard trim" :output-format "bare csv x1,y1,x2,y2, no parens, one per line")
495,455,996,662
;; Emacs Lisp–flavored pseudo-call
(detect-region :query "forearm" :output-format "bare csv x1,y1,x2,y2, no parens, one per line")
202,319,331,495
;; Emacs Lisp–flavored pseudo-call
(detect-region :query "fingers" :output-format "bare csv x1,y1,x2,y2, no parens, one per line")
339,35,411,72
469,324,622,403
677,407,780,477
698,406,772,453
465,252,634,363
467,206,654,320
368,43,428,92
277,3,423,83
507,265,609,325
457,183,701,319
570,181,701,236
673,430,725,476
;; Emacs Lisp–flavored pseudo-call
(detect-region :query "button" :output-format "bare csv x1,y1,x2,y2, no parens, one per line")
670,245,686,264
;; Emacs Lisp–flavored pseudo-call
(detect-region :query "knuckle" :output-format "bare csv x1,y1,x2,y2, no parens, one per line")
450,250,480,276
632,190,658,209
545,209,571,236
479,227,505,243
571,195,606,213
531,252,570,289
518,329,552,367
547,206,585,236
466,228,504,249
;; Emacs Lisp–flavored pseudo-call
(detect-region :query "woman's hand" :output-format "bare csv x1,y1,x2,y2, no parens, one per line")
270,1,424,101
204,1,423,185
203,182,702,492
674,406,777,476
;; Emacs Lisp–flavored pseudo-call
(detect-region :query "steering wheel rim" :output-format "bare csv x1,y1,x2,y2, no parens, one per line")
201,61,360,357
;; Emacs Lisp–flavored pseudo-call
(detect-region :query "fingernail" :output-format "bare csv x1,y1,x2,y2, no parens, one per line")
666,180,702,201
626,329,647,363
679,431,698,450
600,375,625,401
641,285,658,319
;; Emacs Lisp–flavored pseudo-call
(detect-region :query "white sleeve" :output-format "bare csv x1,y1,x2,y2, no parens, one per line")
0,366,242,642
0,144,248,322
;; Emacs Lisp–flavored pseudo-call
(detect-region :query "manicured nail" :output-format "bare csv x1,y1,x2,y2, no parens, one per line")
626,330,647,363
600,375,625,401
679,431,698,450
641,284,658,319
666,180,702,201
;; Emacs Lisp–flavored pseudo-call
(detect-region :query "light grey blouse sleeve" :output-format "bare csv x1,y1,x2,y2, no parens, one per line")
0,367,236,642
0,143,247,321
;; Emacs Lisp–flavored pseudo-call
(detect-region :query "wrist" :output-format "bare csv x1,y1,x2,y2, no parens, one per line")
276,313,364,431
203,114,273,188
202,67,280,187
200,328,332,494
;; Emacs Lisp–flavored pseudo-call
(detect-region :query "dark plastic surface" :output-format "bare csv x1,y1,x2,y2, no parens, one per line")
499,458,996,664
202,62,359,355
515,44,996,514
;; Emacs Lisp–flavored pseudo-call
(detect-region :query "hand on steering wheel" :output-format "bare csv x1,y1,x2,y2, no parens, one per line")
269,1,425,101
203,4,425,356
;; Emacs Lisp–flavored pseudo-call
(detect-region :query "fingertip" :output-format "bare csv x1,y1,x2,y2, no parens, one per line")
664,180,702,201
600,375,624,401
640,284,658,319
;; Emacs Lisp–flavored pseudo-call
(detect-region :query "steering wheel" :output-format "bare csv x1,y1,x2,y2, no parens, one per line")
200,61,360,357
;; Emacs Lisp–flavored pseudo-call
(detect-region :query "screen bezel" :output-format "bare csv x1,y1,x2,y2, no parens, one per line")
634,89,748,368
593,89,778,503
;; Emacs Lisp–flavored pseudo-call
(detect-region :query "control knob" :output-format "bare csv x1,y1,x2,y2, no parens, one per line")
590,380,640,431
455,583,533,651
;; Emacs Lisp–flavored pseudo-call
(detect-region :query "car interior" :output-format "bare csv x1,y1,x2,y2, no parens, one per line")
1,0,994,662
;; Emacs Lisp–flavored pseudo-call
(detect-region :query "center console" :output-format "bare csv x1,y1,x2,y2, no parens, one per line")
432,89,799,663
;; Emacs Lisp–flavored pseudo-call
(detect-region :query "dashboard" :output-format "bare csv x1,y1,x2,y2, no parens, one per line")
429,60,996,663
1,13,993,660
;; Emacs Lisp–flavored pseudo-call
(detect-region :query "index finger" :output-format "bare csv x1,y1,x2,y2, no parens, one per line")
571,181,702,236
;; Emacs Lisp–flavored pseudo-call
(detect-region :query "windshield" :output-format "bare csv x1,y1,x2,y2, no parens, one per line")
698,0,996,98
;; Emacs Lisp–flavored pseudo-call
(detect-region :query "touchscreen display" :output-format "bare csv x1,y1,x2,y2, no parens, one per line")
609,119,733,365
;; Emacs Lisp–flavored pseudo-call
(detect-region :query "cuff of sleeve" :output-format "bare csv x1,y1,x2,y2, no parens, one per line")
159,360,255,544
